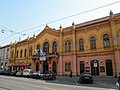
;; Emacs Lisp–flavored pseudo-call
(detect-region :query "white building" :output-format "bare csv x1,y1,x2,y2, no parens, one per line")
0,44,10,70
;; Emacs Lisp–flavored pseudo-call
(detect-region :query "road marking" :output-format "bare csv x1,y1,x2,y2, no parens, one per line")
0,75,111,90
0,78,53,90
75,80,78,85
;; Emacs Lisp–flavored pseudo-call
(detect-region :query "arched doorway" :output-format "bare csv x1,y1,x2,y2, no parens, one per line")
91,60,99,75
36,62,39,71
105,60,113,76
43,61,48,73
80,61,85,74
52,61,57,73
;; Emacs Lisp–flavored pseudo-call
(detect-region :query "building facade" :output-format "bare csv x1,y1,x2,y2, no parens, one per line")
9,11,120,76
0,44,10,70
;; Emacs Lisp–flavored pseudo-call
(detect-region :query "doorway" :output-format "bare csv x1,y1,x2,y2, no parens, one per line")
43,61,48,73
105,60,113,76
52,61,57,73
91,60,99,75
80,61,85,74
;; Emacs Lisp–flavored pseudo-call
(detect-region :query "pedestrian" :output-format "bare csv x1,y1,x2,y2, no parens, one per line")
69,69,72,78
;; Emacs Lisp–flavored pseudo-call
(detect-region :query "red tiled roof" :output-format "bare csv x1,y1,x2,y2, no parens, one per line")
75,16,110,28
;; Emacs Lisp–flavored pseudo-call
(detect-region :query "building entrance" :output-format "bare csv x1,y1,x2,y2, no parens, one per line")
36,62,39,71
52,61,57,73
43,61,48,73
80,61,85,74
91,60,99,75
105,60,113,76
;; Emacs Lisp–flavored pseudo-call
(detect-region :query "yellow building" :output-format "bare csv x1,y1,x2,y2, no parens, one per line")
9,11,120,76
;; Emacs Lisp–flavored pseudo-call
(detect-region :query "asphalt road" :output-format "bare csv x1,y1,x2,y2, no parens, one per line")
0,75,117,90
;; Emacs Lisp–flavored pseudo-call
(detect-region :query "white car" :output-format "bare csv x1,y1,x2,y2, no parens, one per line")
31,71,43,78
23,69,33,77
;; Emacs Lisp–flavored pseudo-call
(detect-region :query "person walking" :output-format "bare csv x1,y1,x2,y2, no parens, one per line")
69,69,72,78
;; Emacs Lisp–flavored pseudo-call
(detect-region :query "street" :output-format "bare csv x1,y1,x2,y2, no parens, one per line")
0,75,117,90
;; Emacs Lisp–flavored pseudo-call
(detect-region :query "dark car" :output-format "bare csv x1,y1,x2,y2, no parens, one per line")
43,71,56,80
79,73,93,84
31,71,43,79
0,70,5,75
16,71,23,77
4,70,11,75
10,70,18,76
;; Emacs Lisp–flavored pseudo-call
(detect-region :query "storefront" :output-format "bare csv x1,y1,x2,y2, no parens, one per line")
12,64,31,71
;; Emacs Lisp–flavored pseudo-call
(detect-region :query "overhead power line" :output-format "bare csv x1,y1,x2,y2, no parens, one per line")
0,1,120,44
20,0,120,33
0,24,26,36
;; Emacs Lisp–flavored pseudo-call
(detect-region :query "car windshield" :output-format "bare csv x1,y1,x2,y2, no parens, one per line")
11,70,17,72
82,74,91,76
36,71,39,73
23,69,30,72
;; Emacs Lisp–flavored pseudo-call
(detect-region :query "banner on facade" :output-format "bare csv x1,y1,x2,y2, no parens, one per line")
39,56,46,61
94,63,97,67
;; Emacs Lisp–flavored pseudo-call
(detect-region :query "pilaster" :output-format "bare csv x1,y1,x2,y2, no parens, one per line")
59,25,63,75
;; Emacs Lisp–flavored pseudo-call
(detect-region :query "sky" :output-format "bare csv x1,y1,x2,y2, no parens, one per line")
0,0,120,46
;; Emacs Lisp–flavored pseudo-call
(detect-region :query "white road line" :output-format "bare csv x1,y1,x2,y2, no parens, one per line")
0,78,53,90
75,80,78,85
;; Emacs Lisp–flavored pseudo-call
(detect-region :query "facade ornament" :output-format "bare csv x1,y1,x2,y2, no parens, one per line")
44,24,50,30
59,25,62,32
27,36,29,40
33,33,35,38
109,10,114,18
72,21,75,30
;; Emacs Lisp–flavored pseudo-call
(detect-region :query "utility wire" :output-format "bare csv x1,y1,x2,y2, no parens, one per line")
0,24,26,35
20,0,120,33
0,1,120,44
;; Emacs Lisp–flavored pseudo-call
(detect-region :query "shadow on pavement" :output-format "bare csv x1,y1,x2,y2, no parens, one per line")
43,76,118,89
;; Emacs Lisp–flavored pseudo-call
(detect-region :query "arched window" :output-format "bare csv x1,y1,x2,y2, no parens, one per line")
52,41,57,53
65,40,71,52
65,62,71,71
90,36,96,50
11,50,14,58
24,49,27,57
16,50,19,58
43,42,49,54
79,38,84,51
37,45,40,52
20,50,23,58
103,34,110,48
29,46,32,56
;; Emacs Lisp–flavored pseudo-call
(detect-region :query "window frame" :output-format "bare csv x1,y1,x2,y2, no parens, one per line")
79,38,84,51
90,36,96,50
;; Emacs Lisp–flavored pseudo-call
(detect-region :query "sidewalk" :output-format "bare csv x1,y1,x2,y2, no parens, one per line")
55,76,118,89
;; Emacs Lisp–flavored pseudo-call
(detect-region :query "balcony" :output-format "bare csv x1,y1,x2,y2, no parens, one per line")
46,52,59,58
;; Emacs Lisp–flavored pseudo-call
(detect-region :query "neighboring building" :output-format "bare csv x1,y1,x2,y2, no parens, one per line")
0,44,10,70
9,11,120,76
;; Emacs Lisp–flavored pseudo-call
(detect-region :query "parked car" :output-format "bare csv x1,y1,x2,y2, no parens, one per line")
31,71,43,78
16,71,23,77
10,70,18,76
23,69,33,77
0,70,5,75
4,70,11,75
43,71,56,80
79,73,93,84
